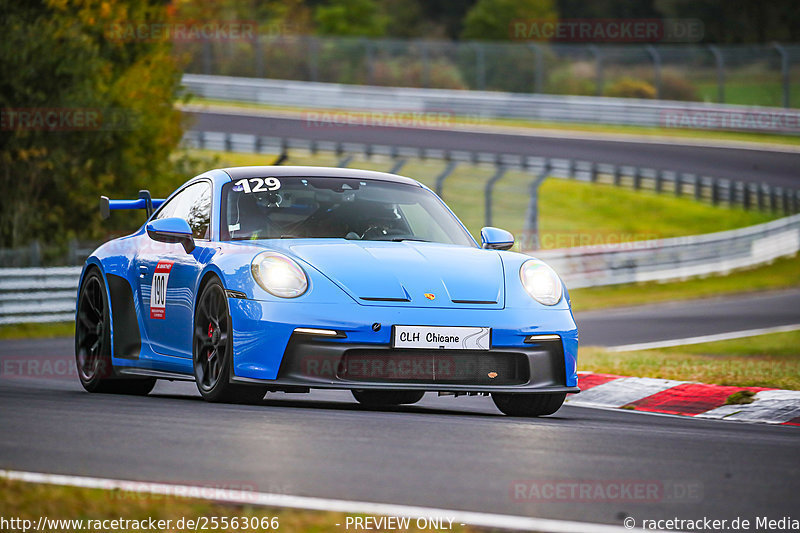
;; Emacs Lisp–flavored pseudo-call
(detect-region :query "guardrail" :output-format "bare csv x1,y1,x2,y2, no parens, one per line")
182,74,800,134
179,38,800,108
537,214,800,289
0,267,80,325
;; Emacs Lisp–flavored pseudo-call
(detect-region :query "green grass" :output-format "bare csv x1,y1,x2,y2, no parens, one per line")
579,330,800,390
570,254,800,312
0,478,478,533
0,321,75,340
696,80,800,109
185,98,800,147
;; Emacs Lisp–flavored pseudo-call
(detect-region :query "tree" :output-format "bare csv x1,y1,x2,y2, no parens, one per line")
0,0,185,248
461,0,556,41
314,0,388,37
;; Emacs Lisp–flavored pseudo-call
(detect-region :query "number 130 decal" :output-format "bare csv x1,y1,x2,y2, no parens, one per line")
235,177,281,194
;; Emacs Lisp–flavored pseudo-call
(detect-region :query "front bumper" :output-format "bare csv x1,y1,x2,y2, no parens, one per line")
228,298,579,392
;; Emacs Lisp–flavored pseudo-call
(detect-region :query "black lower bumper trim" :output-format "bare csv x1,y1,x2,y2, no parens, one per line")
244,336,573,393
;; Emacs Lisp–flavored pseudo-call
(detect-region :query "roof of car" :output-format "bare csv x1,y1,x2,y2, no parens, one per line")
220,166,422,186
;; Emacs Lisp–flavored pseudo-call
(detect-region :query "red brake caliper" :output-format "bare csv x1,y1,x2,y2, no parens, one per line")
207,323,214,359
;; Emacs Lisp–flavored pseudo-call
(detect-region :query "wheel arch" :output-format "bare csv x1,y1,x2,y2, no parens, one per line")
79,259,142,361
195,267,227,309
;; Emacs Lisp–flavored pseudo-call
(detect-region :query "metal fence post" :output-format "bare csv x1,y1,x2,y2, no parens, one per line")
655,169,664,193
202,39,212,75
613,165,621,187
773,42,790,108
308,36,319,82
364,39,375,85
708,45,725,103
527,44,544,94
484,164,508,227
434,160,458,198
589,45,604,96
711,178,720,205
389,159,407,174
254,35,263,78
30,241,41,267
473,42,486,91
646,45,662,99
633,167,642,190
769,187,778,212
421,41,430,88
67,239,78,265
523,162,550,251
743,184,752,210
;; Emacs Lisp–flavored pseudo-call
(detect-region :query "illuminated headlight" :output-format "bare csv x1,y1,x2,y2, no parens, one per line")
520,260,563,306
251,252,308,298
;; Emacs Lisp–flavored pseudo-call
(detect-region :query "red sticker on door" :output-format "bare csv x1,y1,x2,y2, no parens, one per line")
150,261,173,319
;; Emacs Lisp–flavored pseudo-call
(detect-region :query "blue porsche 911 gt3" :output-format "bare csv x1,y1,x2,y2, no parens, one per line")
76,166,578,416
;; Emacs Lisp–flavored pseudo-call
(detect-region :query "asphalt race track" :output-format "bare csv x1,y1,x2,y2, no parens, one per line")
1,291,799,529
188,110,800,188
576,289,800,347
0,363,798,528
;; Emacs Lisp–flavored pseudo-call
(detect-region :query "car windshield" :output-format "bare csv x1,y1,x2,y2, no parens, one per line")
220,176,476,246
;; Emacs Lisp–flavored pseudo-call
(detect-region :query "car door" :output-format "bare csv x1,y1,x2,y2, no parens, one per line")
136,180,213,358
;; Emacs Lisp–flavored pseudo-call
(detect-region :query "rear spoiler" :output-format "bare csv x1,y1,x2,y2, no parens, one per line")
100,190,165,219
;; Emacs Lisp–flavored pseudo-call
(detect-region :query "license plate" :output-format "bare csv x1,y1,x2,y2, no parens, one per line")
392,326,491,351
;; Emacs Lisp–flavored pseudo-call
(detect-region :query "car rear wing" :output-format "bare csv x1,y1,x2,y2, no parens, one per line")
100,190,165,219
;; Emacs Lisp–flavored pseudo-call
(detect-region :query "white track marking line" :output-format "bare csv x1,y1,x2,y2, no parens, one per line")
604,324,800,352
0,470,637,533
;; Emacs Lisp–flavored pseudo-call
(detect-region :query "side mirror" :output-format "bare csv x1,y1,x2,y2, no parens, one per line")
480,227,514,251
146,218,195,253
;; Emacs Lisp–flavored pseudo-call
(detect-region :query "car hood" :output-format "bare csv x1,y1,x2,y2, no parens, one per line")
267,239,505,309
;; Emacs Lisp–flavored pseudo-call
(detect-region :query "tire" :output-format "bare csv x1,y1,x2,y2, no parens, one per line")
352,389,425,406
491,393,566,417
193,278,268,404
75,269,156,395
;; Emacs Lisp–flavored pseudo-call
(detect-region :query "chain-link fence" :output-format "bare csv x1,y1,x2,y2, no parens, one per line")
176,37,800,108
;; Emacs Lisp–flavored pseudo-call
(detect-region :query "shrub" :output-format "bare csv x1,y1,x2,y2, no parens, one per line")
604,78,657,99
546,62,596,96
659,70,699,101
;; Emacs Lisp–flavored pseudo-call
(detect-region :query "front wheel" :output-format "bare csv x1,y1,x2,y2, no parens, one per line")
193,278,268,404
492,393,566,417
352,389,425,406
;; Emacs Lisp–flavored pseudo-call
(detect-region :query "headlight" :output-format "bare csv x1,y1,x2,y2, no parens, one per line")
251,252,308,298
520,260,563,306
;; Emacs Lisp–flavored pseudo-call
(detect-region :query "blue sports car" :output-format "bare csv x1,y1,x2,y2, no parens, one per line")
76,166,579,416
